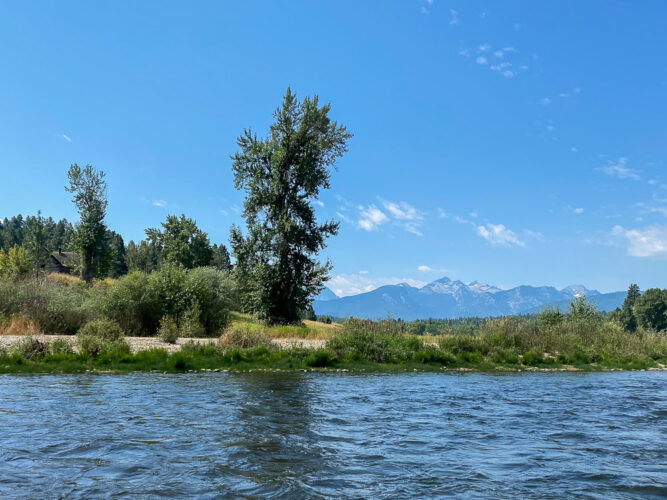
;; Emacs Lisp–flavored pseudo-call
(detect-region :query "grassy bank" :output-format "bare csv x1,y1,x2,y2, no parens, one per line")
1,316,665,374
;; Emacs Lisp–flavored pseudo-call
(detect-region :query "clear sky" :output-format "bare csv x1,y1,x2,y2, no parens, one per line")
1,1,666,296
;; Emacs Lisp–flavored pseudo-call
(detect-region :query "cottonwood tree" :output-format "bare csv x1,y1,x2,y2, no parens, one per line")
65,164,111,283
146,214,213,269
230,88,351,324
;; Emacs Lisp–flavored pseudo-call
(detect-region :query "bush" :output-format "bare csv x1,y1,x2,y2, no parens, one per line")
327,326,424,363
305,349,338,367
12,336,49,360
157,317,179,343
49,338,74,355
77,334,130,358
219,324,273,349
77,319,125,341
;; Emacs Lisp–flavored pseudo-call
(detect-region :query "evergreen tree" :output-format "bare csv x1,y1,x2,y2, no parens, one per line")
634,288,667,331
24,211,51,274
619,283,640,332
230,88,351,324
126,240,160,273
109,231,129,277
65,164,110,283
210,243,232,271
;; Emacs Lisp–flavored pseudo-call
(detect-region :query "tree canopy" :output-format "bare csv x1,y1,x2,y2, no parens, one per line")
230,88,351,324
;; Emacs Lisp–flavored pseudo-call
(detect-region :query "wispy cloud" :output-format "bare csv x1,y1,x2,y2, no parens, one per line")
611,225,667,257
477,223,525,247
313,200,324,207
60,134,72,143
417,265,433,272
449,8,459,25
573,207,584,214
152,200,167,208
597,157,641,180
358,205,389,231
476,56,488,65
382,200,425,235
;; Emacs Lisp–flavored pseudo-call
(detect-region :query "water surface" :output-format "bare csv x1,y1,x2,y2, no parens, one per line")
1,371,665,498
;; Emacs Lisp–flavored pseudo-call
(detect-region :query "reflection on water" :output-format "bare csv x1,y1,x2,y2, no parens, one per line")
0,372,665,498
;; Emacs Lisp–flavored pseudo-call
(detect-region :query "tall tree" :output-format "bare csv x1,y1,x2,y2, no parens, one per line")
210,243,232,271
24,211,51,274
109,231,129,278
126,240,159,273
146,214,213,269
634,288,667,331
230,88,351,324
619,283,640,332
65,164,110,283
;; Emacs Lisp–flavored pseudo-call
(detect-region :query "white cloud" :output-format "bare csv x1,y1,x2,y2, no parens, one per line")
439,209,475,226
611,225,667,257
230,204,242,214
476,56,488,65
571,147,578,152
60,134,72,143
540,97,551,106
478,43,491,52
358,205,389,231
477,223,525,247
417,265,432,272
327,273,427,297
597,157,641,181
153,200,167,208
559,92,571,98
449,8,459,25
573,207,584,214
219,209,229,216
359,270,369,275
382,200,425,235
313,200,324,207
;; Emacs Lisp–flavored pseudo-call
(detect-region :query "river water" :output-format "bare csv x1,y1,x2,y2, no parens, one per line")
0,371,665,498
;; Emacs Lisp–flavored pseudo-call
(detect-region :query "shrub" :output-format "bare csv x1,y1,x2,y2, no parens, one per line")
219,324,273,349
102,271,160,335
157,317,179,344
305,349,338,367
521,350,544,366
77,334,129,358
12,336,49,360
184,267,236,335
327,327,424,363
178,305,206,338
77,319,125,341
49,338,74,355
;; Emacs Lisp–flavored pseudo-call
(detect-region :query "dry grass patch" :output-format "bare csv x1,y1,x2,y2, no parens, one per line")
0,316,42,336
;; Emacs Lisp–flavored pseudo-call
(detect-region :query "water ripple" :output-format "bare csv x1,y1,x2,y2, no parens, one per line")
0,371,665,498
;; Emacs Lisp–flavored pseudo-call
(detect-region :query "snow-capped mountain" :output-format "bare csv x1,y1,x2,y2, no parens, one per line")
312,276,623,320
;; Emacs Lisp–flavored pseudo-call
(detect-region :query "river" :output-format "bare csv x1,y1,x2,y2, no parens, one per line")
0,371,665,498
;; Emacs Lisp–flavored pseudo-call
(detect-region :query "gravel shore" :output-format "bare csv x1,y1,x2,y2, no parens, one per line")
0,335,326,353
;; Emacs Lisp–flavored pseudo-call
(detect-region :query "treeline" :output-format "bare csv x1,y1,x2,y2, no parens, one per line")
0,213,232,279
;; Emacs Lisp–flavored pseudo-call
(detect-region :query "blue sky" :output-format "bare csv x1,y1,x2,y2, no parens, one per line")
1,0,666,296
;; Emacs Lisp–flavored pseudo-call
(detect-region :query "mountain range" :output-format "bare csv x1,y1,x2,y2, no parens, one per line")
313,277,626,321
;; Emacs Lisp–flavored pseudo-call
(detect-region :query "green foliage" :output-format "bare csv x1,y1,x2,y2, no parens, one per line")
157,317,180,343
0,276,97,334
567,295,602,325
49,338,74,355
65,164,111,283
537,306,564,328
12,336,50,360
305,349,338,367
0,246,33,279
326,324,424,363
126,240,159,273
24,211,51,274
209,243,232,271
634,288,667,331
77,319,125,341
231,88,352,324
219,323,273,349
146,214,213,269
